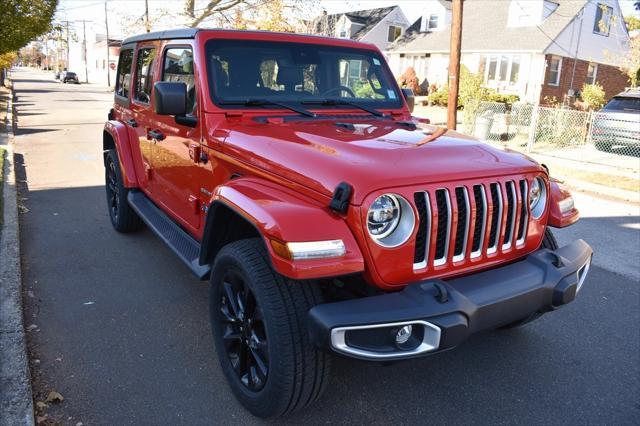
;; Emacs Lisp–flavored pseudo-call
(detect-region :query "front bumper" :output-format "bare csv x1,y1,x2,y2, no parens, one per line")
308,240,592,361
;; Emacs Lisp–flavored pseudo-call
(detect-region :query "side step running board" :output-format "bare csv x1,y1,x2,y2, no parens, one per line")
127,190,210,280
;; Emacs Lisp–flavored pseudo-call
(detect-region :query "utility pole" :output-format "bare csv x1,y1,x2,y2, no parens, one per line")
76,20,90,83
447,0,464,130
105,1,111,86
145,0,151,32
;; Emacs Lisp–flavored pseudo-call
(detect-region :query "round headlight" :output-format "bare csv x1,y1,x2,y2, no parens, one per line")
367,195,400,239
529,177,547,219
367,194,415,247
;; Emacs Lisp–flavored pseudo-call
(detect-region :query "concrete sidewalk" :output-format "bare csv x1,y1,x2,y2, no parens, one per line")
1,127,34,425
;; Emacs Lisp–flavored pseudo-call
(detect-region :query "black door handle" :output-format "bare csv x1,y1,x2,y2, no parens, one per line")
125,119,138,128
147,129,165,141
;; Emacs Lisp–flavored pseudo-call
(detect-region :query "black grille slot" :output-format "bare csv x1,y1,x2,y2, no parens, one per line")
517,180,528,241
504,181,515,246
413,193,428,264
472,185,484,252
434,189,449,260
488,183,500,248
453,187,467,256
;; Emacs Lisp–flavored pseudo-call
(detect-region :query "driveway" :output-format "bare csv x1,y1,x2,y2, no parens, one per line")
12,67,640,425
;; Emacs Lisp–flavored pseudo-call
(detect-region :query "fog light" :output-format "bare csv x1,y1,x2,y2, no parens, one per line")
395,325,413,345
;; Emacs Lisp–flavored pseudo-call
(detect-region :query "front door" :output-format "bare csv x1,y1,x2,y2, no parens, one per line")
150,44,206,233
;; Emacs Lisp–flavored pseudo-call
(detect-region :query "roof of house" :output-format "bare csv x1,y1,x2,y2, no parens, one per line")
389,0,588,54
313,6,398,40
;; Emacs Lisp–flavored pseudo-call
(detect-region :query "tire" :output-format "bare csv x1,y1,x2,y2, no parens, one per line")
210,238,331,418
499,228,558,330
105,149,143,232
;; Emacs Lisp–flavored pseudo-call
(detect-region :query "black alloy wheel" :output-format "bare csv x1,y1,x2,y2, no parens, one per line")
106,157,120,222
219,269,269,391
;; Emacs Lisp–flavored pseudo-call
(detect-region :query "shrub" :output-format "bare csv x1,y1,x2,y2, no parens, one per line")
427,86,448,105
580,83,606,110
397,67,422,95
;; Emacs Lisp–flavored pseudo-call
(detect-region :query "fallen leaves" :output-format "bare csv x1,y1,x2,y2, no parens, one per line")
44,390,64,403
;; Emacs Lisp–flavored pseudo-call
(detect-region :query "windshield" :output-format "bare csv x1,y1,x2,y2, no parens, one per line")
205,39,402,110
603,96,640,112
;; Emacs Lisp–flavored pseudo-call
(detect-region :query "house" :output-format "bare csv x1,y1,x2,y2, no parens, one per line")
311,6,410,51
386,0,631,104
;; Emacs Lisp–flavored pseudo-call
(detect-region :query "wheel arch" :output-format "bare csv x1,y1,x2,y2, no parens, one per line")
199,178,365,280
103,121,138,188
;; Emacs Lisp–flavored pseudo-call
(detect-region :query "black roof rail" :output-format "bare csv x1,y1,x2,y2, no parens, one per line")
122,28,199,45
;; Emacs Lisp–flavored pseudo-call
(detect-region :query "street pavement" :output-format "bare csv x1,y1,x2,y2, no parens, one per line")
11,67,640,425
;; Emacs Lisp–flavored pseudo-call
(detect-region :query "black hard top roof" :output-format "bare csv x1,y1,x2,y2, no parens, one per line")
122,28,199,45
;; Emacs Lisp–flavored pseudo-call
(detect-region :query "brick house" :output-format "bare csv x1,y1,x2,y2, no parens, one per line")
386,0,631,105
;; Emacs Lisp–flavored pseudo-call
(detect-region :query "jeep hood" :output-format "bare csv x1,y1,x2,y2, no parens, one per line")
216,118,544,205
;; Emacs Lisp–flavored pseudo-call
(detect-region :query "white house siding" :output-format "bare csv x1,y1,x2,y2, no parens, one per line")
360,7,410,51
545,0,629,66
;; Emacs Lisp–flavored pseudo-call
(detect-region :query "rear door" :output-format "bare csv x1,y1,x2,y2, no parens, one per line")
130,43,159,193
114,46,152,191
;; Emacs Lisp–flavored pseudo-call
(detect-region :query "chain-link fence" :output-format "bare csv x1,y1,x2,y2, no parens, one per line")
461,102,640,171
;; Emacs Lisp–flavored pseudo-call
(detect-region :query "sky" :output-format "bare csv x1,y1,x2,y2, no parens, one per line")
54,0,640,40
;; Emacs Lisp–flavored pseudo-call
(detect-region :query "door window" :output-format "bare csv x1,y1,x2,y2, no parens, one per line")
134,47,156,104
115,49,133,98
162,47,196,113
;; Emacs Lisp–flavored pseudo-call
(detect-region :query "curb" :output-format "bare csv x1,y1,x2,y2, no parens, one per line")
0,75,35,426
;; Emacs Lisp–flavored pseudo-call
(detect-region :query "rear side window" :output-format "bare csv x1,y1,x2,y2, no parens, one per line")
603,97,640,112
134,47,157,104
115,49,133,98
162,47,195,113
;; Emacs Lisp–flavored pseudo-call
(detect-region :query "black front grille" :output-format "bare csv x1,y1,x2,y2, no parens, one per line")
471,185,484,252
488,183,500,248
434,189,449,260
453,187,467,256
504,181,515,246
517,180,528,241
412,179,531,270
413,193,428,263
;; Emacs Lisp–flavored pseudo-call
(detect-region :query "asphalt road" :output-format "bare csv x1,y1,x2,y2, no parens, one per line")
12,68,640,425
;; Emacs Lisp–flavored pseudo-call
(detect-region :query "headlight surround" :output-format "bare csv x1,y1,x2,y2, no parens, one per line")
367,194,415,247
529,177,547,219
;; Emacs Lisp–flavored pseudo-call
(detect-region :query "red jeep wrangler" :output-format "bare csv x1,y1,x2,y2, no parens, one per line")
103,29,592,418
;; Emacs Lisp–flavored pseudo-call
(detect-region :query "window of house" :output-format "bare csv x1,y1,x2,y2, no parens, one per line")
509,56,520,83
162,47,195,113
547,56,562,86
487,56,498,81
427,14,439,30
593,3,613,36
134,47,156,104
387,25,402,42
115,49,133,98
586,63,598,85
484,55,522,85
339,30,347,38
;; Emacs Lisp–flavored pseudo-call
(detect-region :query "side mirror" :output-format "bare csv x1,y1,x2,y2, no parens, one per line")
153,81,187,116
402,88,415,113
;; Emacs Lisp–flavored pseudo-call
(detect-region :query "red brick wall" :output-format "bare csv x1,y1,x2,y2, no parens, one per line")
539,54,629,105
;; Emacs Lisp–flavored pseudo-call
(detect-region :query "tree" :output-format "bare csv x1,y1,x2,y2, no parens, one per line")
621,36,640,87
0,0,58,55
184,0,248,28
580,83,606,110
625,16,640,32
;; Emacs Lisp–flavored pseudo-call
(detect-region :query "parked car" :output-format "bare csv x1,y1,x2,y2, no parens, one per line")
592,89,640,152
61,71,80,84
103,29,592,419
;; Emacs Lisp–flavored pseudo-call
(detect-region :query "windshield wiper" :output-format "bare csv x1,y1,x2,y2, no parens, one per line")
219,99,316,117
302,99,386,117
